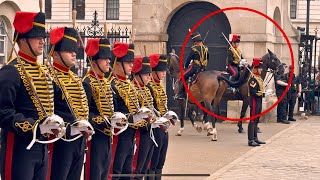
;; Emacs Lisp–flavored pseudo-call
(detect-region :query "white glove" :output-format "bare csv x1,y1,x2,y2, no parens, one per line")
151,117,170,130
239,59,247,66
265,89,274,96
39,114,66,137
162,110,179,125
70,120,95,141
133,107,152,123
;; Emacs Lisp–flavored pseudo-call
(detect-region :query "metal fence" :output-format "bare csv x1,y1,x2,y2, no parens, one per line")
43,10,131,77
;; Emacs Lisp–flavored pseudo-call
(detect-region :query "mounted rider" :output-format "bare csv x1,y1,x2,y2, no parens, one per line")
226,35,247,92
176,32,209,99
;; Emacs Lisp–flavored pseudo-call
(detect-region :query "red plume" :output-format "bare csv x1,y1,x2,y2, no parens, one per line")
113,42,129,58
149,54,160,68
13,12,38,34
50,27,65,45
132,56,143,73
85,38,100,57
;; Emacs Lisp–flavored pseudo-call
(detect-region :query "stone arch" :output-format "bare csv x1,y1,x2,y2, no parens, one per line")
165,1,231,110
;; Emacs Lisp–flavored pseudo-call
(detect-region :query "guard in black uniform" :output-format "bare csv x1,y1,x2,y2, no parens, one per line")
176,32,209,98
148,54,169,180
274,64,290,124
285,65,302,121
111,42,148,180
48,27,93,180
131,56,155,180
0,11,59,180
226,35,246,81
248,58,266,147
83,38,113,180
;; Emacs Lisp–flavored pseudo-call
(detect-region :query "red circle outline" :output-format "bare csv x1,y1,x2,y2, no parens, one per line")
179,7,294,122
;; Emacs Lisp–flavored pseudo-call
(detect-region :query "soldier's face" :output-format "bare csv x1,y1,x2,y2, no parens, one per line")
153,71,166,80
140,73,151,84
123,62,133,75
20,37,44,56
232,42,239,48
58,51,77,67
257,68,263,75
96,58,110,73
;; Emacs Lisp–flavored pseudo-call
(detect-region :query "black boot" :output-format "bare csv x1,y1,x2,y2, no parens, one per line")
248,140,259,147
254,138,266,144
146,169,155,180
155,169,162,180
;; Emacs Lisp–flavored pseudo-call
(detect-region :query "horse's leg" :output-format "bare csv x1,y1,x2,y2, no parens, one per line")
188,105,202,133
176,99,185,136
202,101,214,136
238,98,249,133
210,79,227,141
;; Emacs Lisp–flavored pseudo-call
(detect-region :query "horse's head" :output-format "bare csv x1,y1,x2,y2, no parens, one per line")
262,49,284,75
167,49,181,81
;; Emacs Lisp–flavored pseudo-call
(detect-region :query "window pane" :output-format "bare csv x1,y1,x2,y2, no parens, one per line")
0,56,4,66
106,0,119,20
0,41,4,53
45,0,52,19
290,0,297,19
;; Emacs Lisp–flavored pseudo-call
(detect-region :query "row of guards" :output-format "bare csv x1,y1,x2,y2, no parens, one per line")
0,1,179,180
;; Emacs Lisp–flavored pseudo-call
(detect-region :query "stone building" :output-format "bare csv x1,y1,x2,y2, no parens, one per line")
132,0,299,118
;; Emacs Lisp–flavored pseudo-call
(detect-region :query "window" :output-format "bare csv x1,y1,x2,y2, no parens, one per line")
106,0,119,20
72,0,85,20
290,0,297,19
0,20,7,68
45,0,52,19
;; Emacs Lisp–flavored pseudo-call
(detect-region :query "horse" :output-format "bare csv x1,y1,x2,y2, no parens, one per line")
167,49,284,141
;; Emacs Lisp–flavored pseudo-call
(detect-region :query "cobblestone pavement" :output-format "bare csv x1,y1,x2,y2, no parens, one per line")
205,116,320,180
162,118,292,180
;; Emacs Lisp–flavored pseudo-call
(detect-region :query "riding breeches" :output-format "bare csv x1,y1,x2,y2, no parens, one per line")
183,65,201,82
248,96,262,141
84,131,112,180
149,128,168,180
50,137,86,180
227,64,239,79
0,131,48,180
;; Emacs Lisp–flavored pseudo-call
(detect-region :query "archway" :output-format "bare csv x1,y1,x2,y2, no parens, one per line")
166,1,231,110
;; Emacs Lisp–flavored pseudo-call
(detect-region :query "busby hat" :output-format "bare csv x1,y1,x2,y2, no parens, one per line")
112,42,134,62
85,38,112,61
132,56,151,75
231,34,241,43
13,11,46,40
49,27,78,53
191,32,203,42
150,54,168,71
252,58,263,68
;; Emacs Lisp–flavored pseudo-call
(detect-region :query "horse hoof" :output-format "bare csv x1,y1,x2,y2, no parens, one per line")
211,135,218,141
238,128,245,133
196,126,202,133
176,132,182,136
207,129,214,136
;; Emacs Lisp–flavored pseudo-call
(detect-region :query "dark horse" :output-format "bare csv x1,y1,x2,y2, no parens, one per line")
167,49,284,141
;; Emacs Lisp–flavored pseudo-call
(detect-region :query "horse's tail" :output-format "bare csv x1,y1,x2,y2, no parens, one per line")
217,66,251,87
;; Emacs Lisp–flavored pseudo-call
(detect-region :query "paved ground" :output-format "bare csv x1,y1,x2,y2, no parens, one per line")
205,116,320,180
161,115,319,180
162,117,298,180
